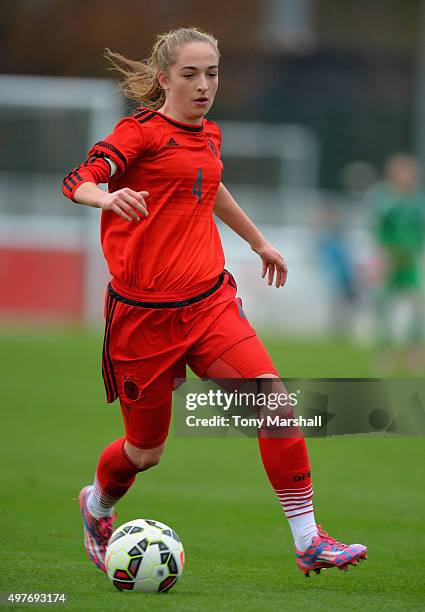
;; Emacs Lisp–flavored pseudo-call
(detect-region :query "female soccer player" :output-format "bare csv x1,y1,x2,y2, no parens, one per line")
62,27,367,577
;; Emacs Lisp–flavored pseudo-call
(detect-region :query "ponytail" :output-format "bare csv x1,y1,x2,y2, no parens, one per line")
104,27,219,109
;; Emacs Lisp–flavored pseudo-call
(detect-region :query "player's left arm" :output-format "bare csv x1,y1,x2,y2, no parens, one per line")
213,182,288,287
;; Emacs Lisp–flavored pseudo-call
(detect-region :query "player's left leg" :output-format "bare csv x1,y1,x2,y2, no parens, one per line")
194,335,368,575
256,373,318,552
186,272,367,574
253,374,367,576
204,339,318,550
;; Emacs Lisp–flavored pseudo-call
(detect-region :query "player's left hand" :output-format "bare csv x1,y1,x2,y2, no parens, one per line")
252,241,288,287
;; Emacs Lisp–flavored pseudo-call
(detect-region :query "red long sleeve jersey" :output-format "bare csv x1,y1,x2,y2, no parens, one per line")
62,108,225,301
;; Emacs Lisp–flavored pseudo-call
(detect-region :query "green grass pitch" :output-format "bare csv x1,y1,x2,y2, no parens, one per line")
1,328,424,611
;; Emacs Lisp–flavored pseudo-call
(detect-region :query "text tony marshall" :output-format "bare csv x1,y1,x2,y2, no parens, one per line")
186,415,322,428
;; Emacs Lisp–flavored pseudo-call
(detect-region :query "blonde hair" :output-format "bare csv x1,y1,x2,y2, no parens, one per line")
104,27,220,109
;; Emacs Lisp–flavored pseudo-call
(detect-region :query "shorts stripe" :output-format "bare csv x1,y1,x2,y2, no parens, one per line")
101,293,112,400
106,294,119,401
102,293,118,402
102,293,119,403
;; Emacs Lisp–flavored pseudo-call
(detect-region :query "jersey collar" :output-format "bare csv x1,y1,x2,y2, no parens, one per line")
139,107,204,133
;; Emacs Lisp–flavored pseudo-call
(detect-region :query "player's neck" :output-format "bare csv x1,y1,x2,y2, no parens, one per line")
156,104,203,126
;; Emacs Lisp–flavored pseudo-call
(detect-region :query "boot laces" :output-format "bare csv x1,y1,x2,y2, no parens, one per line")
317,525,346,549
97,512,117,539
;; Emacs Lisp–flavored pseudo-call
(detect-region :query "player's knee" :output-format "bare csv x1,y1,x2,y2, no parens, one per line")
256,373,280,379
255,373,284,392
136,455,161,471
132,451,161,471
125,441,164,471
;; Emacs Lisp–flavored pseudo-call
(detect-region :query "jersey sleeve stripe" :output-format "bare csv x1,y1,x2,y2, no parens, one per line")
66,170,84,184
93,141,127,167
62,157,111,201
82,155,110,174
63,179,73,193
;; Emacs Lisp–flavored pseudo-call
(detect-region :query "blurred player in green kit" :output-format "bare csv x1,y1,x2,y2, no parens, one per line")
369,154,425,373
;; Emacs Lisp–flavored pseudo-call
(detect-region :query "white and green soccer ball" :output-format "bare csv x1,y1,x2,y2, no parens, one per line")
105,518,184,593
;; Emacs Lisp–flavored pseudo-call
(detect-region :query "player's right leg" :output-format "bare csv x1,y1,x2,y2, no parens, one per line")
79,289,181,572
79,369,175,572
79,440,165,572
79,406,171,571
79,281,192,572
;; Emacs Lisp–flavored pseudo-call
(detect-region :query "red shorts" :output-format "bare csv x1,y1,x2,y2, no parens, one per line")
102,271,279,448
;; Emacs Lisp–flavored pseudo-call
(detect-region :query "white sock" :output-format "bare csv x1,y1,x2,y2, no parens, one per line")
287,512,318,551
275,484,318,551
86,481,116,519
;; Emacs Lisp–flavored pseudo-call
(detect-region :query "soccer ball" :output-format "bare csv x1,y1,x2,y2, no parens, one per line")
105,518,184,593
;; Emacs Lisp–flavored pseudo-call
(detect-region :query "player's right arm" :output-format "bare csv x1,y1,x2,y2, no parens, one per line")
62,116,149,222
73,182,149,222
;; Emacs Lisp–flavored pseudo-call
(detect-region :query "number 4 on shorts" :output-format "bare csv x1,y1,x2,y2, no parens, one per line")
192,168,203,203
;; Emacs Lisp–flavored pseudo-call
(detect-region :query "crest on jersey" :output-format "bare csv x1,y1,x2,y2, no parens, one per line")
206,136,218,157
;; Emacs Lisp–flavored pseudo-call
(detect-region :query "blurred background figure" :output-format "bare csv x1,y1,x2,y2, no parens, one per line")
315,203,359,337
367,154,425,373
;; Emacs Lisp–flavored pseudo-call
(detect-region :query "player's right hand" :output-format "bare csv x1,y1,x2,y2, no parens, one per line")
99,188,149,222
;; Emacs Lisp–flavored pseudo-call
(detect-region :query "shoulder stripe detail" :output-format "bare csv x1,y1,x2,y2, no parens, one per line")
132,109,150,119
137,112,156,124
93,141,127,167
